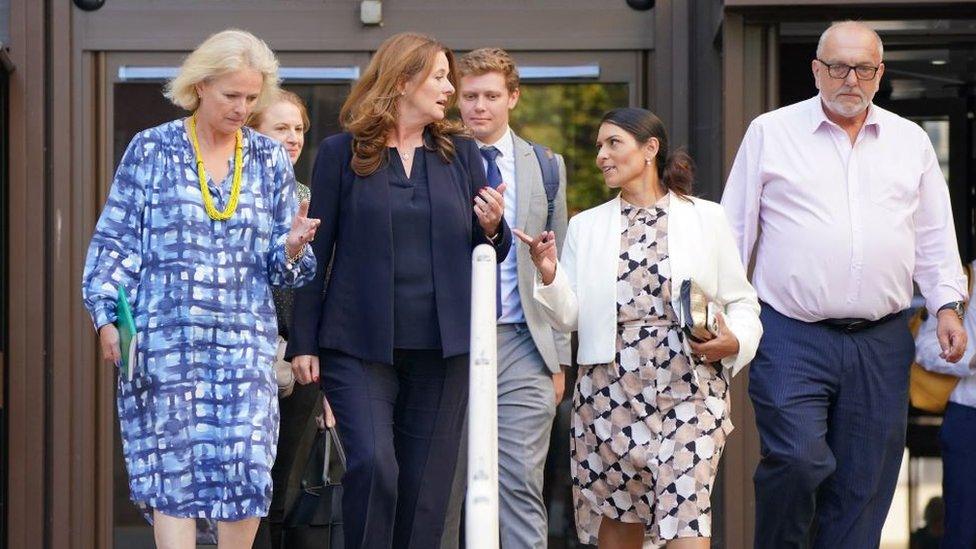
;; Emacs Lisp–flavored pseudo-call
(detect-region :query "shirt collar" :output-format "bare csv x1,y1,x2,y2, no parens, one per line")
620,193,670,222
809,95,882,136
476,126,515,160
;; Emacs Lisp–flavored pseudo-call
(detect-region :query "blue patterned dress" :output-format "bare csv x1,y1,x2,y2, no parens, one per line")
82,119,316,521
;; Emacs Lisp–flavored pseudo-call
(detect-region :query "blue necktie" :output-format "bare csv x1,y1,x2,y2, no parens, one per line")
480,146,503,319
480,146,503,189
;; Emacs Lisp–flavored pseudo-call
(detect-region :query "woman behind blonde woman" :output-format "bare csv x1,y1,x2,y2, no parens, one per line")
515,107,762,548
246,89,330,549
81,30,319,549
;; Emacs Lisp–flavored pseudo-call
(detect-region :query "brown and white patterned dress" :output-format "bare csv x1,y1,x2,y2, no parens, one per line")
571,195,733,546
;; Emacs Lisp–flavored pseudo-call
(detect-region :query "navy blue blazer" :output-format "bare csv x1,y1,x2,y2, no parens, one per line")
287,132,512,364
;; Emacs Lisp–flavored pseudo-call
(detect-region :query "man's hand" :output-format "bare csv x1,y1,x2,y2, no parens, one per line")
937,309,967,363
552,365,568,404
323,395,336,428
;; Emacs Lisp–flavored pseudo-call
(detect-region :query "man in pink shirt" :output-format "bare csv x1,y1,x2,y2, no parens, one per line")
722,21,968,548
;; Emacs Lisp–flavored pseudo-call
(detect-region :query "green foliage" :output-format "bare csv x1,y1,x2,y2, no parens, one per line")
511,83,629,215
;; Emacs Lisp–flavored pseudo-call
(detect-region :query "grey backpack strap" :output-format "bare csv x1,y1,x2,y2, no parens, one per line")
531,143,560,232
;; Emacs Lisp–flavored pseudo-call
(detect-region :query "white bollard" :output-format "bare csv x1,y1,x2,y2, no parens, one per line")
466,244,499,549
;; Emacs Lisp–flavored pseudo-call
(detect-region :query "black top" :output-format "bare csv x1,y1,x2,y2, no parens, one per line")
286,132,512,364
388,147,441,349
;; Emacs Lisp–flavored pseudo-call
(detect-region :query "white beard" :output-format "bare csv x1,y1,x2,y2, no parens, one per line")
821,90,869,118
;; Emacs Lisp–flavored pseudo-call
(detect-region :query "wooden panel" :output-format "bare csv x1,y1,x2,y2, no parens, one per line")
49,0,74,544
94,50,115,549
726,0,966,5
6,0,48,547
720,12,775,549
75,0,655,52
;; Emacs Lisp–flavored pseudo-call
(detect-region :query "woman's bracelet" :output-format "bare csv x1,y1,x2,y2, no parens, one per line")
287,242,307,265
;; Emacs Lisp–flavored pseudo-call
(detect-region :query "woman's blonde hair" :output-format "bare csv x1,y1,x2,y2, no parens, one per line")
165,29,281,112
246,89,310,133
340,32,466,177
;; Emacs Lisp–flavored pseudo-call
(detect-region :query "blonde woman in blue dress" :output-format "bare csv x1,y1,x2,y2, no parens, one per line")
515,108,762,548
82,30,320,548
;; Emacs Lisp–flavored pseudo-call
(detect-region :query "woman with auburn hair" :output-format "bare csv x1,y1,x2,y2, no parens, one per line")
82,30,319,548
287,32,512,548
516,108,762,548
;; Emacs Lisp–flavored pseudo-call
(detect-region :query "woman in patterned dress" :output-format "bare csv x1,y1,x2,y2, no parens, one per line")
514,108,762,548
82,30,320,548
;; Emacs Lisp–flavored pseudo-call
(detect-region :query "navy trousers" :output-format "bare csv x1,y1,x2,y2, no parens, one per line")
940,402,976,548
320,348,468,549
750,304,915,549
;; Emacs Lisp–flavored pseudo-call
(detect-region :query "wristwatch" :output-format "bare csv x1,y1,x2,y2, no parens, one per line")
939,301,966,320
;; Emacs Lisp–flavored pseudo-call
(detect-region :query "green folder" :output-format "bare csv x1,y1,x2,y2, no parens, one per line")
115,284,137,381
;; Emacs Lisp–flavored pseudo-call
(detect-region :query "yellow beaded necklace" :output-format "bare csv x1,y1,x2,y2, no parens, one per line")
188,113,243,221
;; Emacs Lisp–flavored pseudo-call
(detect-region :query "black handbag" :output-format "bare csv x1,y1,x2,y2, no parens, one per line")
282,426,346,549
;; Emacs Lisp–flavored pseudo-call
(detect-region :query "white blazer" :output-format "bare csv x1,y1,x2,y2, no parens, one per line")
533,193,762,377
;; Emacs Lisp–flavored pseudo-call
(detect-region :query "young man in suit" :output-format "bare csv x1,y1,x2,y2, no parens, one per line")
441,47,571,548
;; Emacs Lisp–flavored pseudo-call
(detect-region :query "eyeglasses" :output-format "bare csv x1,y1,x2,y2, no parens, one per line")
815,59,880,81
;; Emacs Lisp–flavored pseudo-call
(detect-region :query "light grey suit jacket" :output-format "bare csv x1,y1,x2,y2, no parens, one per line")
510,133,571,373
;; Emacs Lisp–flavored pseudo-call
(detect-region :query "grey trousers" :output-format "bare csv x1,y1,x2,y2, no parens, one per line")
441,323,557,549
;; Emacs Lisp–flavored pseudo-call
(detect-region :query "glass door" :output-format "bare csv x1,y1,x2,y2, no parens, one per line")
100,47,644,548
872,97,971,544
874,98,971,261
507,51,642,215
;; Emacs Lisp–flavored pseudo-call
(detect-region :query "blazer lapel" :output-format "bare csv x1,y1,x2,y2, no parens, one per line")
667,192,697,295
355,161,392,226
594,196,621,296
512,135,536,232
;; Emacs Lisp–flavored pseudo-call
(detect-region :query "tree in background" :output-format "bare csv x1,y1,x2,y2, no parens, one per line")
512,82,630,215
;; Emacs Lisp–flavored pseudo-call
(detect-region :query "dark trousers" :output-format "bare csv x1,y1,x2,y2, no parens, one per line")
941,402,976,548
750,304,914,549
320,347,468,549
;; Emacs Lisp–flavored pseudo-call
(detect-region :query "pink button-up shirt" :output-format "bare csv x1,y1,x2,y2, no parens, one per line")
721,96,967,322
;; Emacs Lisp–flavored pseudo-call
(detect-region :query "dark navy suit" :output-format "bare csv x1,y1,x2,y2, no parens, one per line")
288,132,511,548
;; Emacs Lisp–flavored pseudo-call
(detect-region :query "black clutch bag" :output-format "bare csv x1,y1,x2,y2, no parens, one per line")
678,279,720,343
283,426,346,549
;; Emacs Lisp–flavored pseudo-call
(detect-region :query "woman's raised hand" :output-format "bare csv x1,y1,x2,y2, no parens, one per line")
286,200,321,258
512,229,558,285
474,183,507,238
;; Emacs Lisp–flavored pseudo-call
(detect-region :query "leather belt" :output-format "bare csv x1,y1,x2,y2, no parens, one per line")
820,312,900,333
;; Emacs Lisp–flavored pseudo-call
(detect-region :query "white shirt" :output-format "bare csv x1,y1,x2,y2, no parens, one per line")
721,96,967,322
477,127,523,324
915,260,976,408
